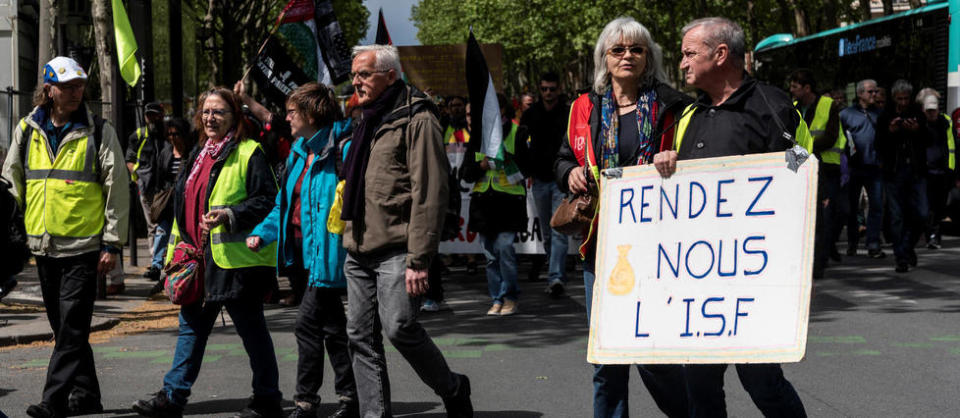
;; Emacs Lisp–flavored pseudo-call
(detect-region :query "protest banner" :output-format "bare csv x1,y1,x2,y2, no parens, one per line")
587,153,818,364
397,44,504,98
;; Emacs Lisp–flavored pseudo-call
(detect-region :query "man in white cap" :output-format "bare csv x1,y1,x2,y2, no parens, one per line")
2,56,129,418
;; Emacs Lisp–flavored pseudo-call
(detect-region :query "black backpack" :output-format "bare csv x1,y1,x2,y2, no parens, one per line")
0,177,29,277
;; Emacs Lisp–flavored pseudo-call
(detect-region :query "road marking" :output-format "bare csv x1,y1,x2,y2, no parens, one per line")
808,336,866,344
891,342,936,349
930,335,960,342
102,349,169,359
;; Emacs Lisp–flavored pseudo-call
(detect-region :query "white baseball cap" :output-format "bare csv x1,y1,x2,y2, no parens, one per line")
43,56,88,84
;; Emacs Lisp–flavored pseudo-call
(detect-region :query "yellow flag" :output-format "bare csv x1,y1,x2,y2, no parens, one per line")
112,0,141,87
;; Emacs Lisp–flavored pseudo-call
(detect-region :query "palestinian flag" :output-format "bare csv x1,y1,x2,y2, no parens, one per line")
465,30,502,162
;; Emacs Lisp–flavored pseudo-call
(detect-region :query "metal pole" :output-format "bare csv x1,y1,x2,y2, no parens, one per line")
6,87,13,149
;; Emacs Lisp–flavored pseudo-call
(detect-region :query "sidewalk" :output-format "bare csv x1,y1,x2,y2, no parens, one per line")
0,238,162,346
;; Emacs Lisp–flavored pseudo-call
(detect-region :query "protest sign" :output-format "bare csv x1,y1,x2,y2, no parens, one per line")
587,153,818,364
397,44,504,98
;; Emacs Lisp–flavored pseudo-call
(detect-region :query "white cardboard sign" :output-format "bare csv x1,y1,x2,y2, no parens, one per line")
587,153,818,364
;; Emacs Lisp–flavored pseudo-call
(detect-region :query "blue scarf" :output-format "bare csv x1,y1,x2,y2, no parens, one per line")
600,86,658,169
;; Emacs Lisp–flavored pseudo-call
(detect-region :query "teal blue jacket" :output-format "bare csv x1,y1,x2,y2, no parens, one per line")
251,119,351,288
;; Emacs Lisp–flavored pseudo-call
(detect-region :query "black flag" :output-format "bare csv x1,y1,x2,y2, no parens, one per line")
251,39,313,108
375,8,392,45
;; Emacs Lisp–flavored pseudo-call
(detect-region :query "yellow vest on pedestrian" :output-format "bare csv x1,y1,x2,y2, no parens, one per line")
674,104,814,153
797,96,846,165
130,126,149,181
944,114,955,171
471,122,525,195
165,139,277,269
21,118,105,239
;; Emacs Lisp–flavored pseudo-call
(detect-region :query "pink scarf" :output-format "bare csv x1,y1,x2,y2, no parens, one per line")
185,130,235,188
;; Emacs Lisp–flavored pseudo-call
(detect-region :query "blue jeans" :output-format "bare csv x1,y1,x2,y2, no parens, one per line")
162,300,281,407
885,169,929,264
532,179,569,285
480,232,519,304
583,262,688,418
847,166,884,251
151,217,172,269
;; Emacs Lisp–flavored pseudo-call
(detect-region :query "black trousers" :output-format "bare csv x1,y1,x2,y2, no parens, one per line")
294,277,357,405
36,252,102,407
814,170,846,275
685,363,806,418
424,257,445,302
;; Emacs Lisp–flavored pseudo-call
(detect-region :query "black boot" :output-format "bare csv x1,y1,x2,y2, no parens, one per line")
442,374,473,418
132,391,183,418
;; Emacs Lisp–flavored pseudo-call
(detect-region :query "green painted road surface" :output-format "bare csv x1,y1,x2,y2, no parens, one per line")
2,239,960,417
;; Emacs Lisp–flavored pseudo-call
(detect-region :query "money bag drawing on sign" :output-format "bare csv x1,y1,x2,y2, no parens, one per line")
608,245,635,295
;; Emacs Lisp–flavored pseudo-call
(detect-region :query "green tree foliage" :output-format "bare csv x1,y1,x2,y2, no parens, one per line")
412,0,864,94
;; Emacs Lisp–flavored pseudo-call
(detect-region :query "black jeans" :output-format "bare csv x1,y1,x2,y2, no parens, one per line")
685,363,806,418
295,281,357,405
424,257,445,302
36,252,101,407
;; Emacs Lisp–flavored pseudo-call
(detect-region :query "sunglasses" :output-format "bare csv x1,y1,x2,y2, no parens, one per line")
540,86,557,92
608,45,646,57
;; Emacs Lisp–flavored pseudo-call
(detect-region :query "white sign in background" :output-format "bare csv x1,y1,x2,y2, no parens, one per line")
439,149,579,255
588,153,818,364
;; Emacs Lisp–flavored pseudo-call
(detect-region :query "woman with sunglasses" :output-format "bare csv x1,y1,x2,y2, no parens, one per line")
246,82,360,418
133,87,283,418
554,16,693,418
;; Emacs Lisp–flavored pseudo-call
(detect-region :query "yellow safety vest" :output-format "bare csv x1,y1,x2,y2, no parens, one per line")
944,114,955,171
21,118,105,239
674,103,814,153
471,122,524,195
796,96,846,165
130,127,149,181
165,139,277,269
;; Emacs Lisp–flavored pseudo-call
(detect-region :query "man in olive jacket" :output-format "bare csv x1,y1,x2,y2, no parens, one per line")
340,44,473,417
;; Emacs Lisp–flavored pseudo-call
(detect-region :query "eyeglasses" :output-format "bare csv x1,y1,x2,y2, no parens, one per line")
166,131,181,137
540,86,557,92
608,45,646,57
201,109,231,119
866,89,879,94
351,70,389,80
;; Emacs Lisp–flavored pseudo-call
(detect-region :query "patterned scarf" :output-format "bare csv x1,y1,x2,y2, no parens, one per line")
600,86,658,169
185,129,235,188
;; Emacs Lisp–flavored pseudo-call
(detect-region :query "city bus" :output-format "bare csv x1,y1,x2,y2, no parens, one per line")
753,0,960,112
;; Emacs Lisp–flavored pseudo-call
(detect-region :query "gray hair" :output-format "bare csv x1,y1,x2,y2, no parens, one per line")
890,79,913,96
681,17,746,68
856,79,877,95
592,17,667,94
352,44,402,74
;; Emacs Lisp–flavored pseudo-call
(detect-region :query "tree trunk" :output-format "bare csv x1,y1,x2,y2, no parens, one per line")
90,0,114,118
791,2,808,37
37,0,58,84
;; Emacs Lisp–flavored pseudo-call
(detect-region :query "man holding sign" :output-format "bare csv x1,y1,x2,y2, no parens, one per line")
653,17,810,417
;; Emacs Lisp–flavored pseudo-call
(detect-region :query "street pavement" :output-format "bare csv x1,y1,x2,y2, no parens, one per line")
2,236,960,417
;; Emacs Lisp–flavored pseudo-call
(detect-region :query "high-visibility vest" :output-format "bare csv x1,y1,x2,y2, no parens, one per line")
944,114,955,171
795,96,847,165
471,122,525,195
21,118,105,239
674,103,814,153
130,126,149,181
166,139,277,269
